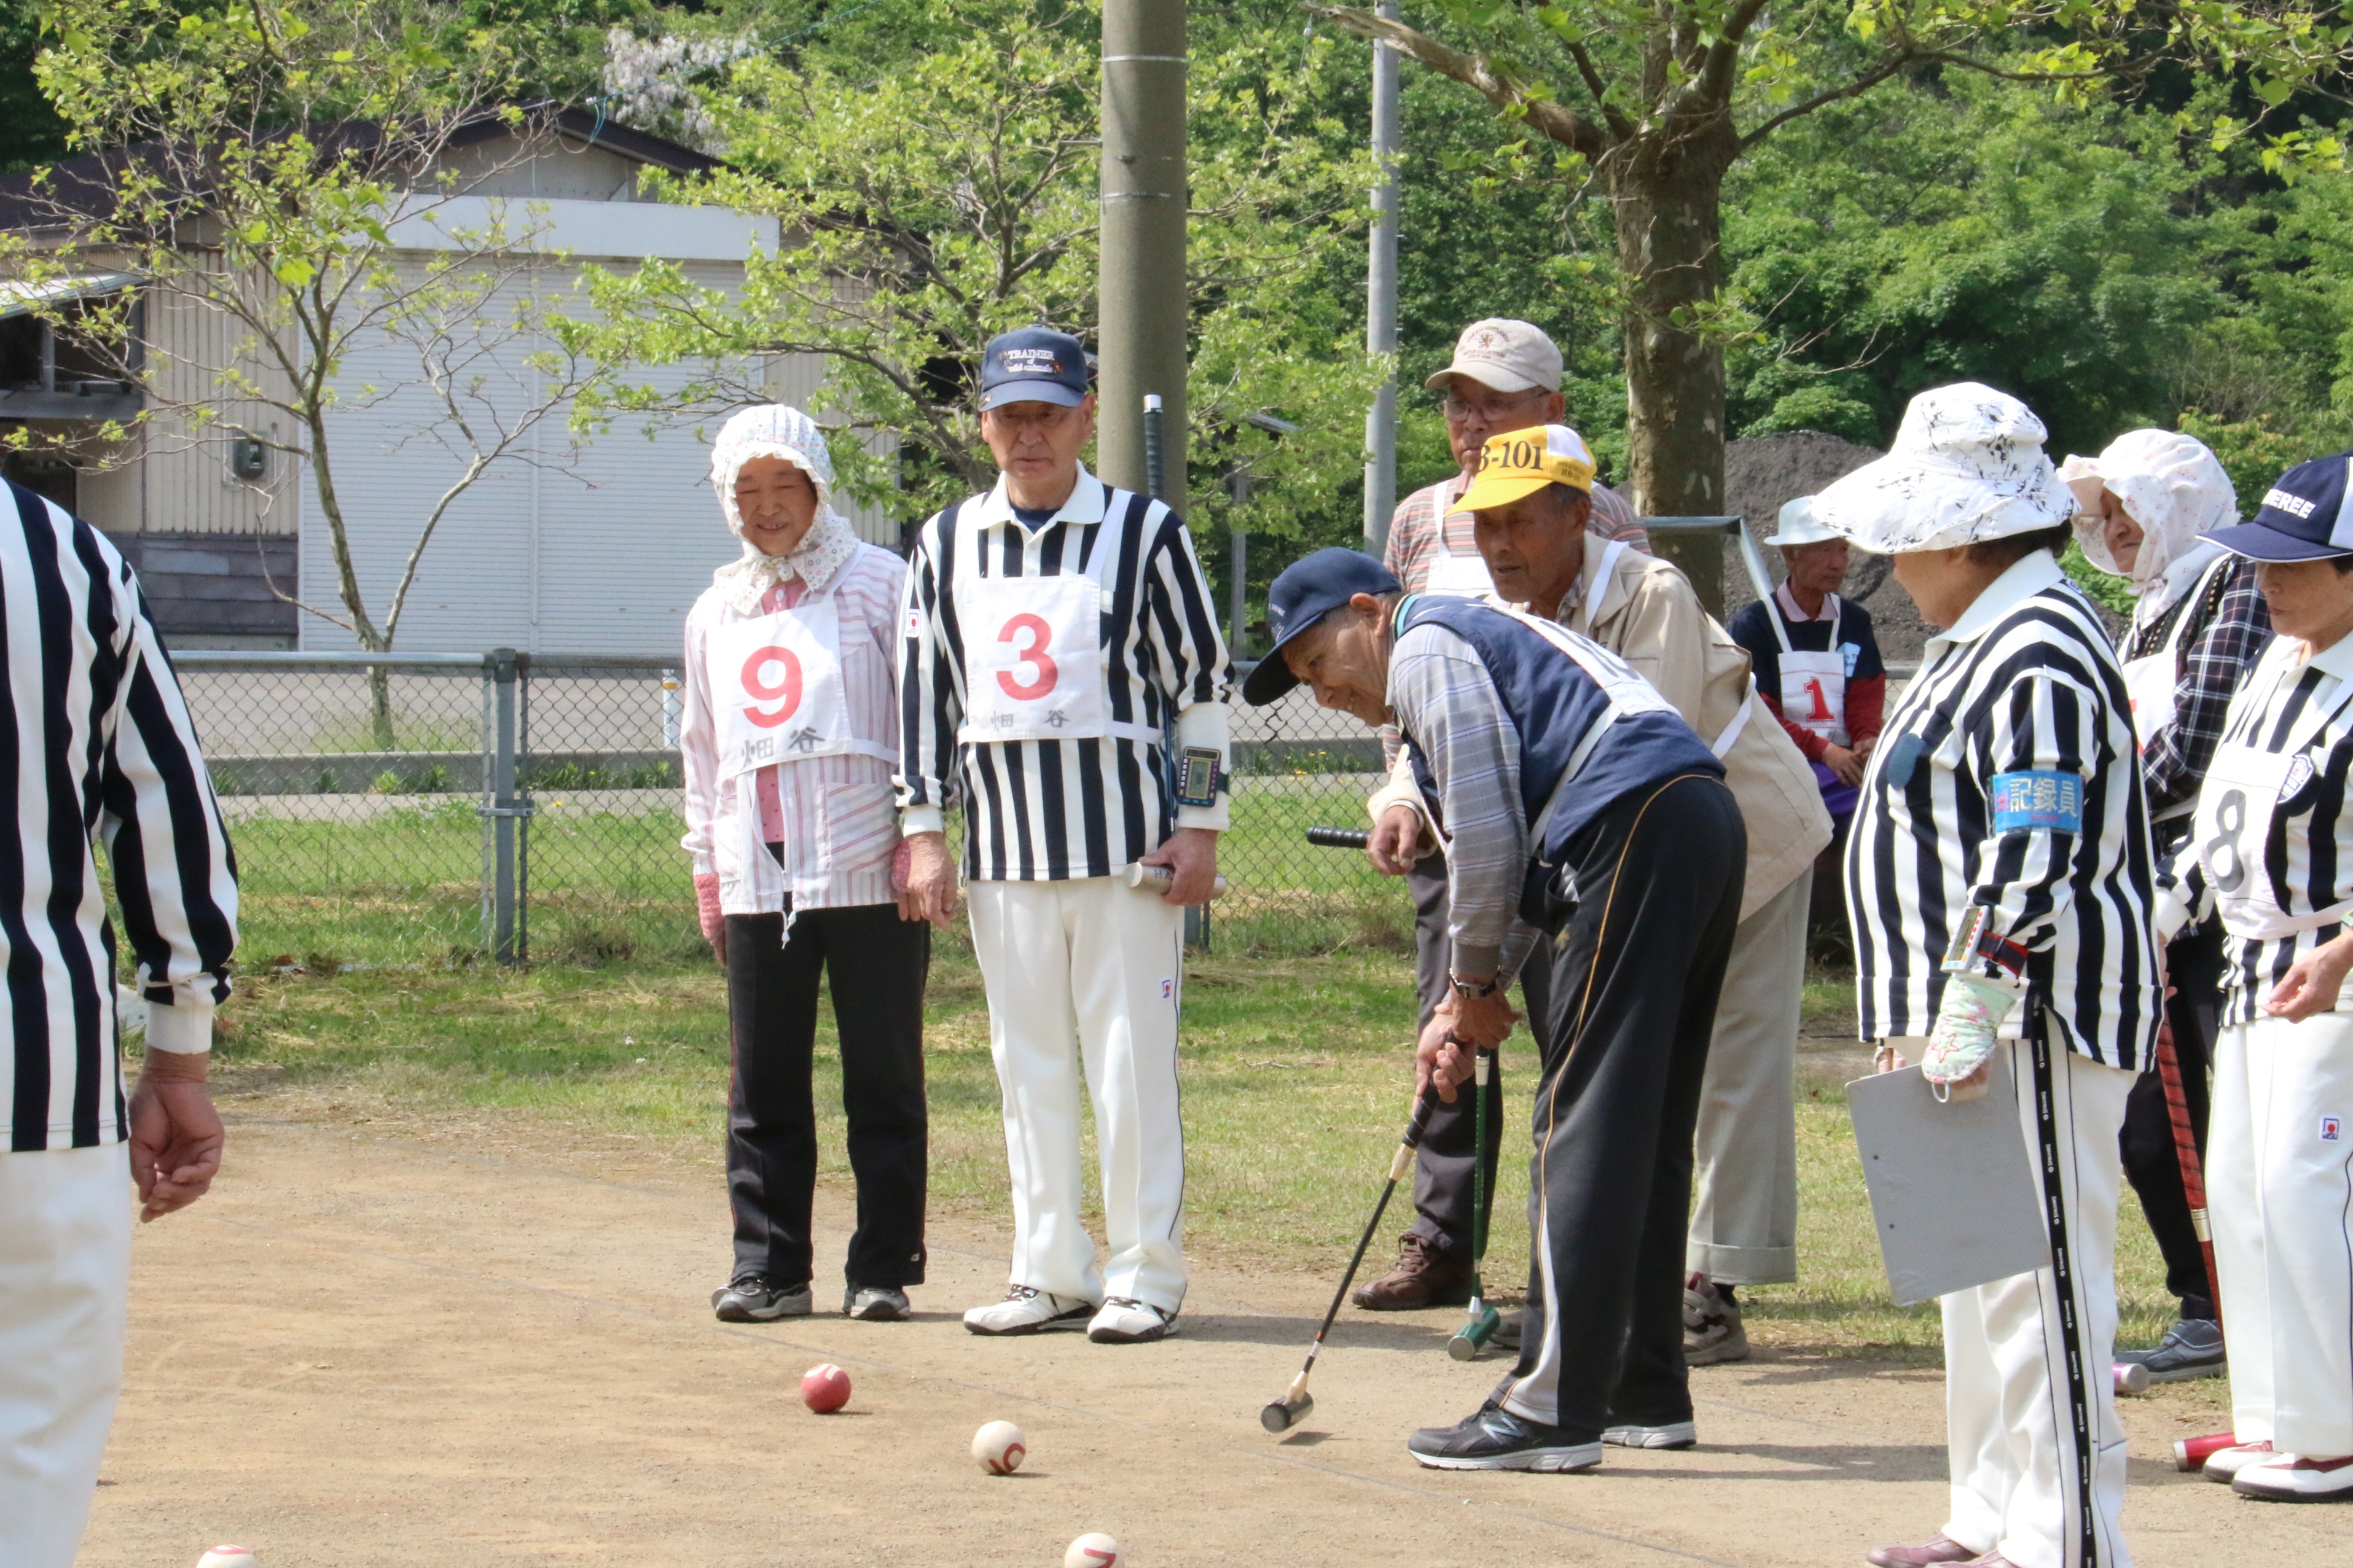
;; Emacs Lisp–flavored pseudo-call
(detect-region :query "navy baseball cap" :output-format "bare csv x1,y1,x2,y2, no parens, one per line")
1242,547,1402,706
2205,453,2353,561
977,327,1090,412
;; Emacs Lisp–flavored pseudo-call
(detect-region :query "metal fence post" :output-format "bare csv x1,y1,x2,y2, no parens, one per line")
489,647,522,964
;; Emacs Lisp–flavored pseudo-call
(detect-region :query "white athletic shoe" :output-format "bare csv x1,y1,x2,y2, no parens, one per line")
2203,1440,2275,1483
1602,1420,1697,1449
1087,1296,1180,1343
2231,1452,2353,1502
962,1285,1095,1336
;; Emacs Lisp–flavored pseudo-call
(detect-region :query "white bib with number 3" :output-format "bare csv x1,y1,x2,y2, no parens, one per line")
711,599,880,781
952,500,1164,747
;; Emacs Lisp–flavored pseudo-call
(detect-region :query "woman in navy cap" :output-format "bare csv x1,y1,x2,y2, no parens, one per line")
2152,453,2353,1502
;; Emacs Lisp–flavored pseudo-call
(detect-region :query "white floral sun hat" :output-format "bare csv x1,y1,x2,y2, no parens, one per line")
2057,429,2238,587
1810,383,2073,553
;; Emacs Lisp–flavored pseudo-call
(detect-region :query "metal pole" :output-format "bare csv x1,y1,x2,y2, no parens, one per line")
1227,470,1249,658
490,647,520,965
1100,0,1188,513
1363,0,1400,557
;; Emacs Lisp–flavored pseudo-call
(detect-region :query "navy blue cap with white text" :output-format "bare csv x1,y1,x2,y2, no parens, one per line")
977,327,1091,412
2204,453,2353,561
1242,547,1403,706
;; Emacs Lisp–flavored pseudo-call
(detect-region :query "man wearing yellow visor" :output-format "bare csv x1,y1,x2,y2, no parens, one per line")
1375,426,1829,1402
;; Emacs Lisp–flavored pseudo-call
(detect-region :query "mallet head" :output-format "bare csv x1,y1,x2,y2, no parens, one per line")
1260,1375,1314,1433
1447,1303,1501,1362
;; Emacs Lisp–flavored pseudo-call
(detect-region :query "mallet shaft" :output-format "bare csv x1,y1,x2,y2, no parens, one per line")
1305,825,1371,849
1298,1090,1438,1367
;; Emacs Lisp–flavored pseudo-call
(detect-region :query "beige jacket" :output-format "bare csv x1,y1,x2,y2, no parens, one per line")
1369,542,1831,921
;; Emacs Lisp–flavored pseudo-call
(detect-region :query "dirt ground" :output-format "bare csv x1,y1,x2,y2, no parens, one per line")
85,1110,2330,1568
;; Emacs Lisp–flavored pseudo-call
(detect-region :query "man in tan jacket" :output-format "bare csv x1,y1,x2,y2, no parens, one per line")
1369,424,1828,1379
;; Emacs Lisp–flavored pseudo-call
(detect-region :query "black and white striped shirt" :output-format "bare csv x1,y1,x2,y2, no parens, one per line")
1845,551,2158,1069
1,480,238,1152
896,466,1231,881
2156,631,2353,1024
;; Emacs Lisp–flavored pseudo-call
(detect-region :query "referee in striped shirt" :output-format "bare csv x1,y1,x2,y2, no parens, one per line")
896,328,1230,1345
1816,388,2157,1568
0,478,238,1567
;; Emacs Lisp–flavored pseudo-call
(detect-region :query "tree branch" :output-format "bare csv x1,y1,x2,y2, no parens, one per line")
1304,4,1611,160
1736,53,1922,153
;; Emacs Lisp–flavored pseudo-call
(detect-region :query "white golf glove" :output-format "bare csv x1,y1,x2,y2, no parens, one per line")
1922,973,2016,1101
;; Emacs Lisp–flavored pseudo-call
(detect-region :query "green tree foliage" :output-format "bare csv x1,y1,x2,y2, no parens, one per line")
574,2,1378,547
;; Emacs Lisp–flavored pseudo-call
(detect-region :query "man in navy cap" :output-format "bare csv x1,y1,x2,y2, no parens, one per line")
1245,547,1744,1472
896,327,1231,1345
2147,453,2353,1501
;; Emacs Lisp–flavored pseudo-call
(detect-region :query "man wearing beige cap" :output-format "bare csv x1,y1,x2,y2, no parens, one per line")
1352,318,1647,1313
1375,423,1830,1411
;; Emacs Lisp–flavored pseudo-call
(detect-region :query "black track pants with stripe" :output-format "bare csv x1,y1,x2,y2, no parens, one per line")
1498,773,1746,1432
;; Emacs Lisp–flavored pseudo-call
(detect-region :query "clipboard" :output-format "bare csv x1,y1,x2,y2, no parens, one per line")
1846,1050,2050,1306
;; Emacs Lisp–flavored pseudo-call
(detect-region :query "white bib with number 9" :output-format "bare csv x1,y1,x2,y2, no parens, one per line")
712,601,854,780
960,573,1108,743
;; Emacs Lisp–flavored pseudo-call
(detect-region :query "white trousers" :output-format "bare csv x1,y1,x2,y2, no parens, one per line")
967,877,1188,1313
1943,1037,2134,1568
2210,1014,2353,1457
1687,870,1808,1284
0,1144,132,1568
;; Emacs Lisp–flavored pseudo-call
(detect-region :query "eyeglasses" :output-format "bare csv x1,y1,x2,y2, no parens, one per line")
1441,388,1548,421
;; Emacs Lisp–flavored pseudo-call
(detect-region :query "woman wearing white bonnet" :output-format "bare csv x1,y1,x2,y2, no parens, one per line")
679,404,930,1326
1812,383,2158,1568
2061,429,2268,1386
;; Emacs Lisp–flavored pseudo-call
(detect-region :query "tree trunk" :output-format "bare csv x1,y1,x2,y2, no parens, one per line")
1611,123,1736,615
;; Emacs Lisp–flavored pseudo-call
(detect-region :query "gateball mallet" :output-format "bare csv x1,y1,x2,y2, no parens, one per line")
1261,1085,1440,1433
1305,825,1371,851
1448,1045,1501,1360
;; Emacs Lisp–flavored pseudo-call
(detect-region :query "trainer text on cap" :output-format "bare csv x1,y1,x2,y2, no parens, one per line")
977,326,1092,412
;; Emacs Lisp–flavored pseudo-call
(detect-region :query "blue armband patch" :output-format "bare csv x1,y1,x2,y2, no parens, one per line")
1989,770,2083,834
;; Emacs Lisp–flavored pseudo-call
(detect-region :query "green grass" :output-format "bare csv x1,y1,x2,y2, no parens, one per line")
186,946,2193,1365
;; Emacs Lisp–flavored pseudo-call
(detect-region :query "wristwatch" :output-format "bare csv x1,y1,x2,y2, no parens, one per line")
1449,969,1501,1001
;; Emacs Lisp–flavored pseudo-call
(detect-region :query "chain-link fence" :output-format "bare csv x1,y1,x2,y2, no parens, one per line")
178,649,1411,966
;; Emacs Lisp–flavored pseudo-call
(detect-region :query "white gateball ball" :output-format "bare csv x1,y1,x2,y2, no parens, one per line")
1065,1532,1122,1568
199,1550,257,1568
973,1418,1028,1475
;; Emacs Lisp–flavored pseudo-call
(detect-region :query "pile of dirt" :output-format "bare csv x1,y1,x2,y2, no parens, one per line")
1715,431,1934,665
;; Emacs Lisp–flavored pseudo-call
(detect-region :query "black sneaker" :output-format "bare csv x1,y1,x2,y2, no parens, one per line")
2115,1317,2223,1383
845,1284,912,1321
1406,1402,1602,1472
711,1275,812,1322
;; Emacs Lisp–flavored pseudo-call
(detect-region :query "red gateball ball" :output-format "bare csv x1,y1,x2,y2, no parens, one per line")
801,1362,852,1414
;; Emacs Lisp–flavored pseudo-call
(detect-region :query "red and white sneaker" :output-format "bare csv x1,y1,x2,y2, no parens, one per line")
2231,1452,2353,1502
2202,1440,2274,1483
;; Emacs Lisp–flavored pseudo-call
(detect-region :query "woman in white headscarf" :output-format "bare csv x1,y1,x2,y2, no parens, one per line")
679,405,929,1327
2061,429,2268,1383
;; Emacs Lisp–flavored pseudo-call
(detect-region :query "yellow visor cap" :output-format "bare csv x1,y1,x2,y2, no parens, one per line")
1460,424,1598,512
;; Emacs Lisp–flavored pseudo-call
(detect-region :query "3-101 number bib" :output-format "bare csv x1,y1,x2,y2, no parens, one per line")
711,599,874,781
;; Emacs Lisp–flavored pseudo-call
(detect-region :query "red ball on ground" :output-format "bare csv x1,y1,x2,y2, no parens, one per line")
801,1362,852,1413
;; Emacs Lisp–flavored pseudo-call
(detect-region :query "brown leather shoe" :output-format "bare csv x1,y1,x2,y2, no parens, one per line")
1865,1535,1978,1568
1351,1233,1474,1311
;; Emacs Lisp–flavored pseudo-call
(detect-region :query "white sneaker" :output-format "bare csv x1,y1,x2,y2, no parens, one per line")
2231,1452,2353,1502
1602,1420,1697,1449
1087,1296,1179,1343
2203,1440,2275,1483
963,1285,1095,1336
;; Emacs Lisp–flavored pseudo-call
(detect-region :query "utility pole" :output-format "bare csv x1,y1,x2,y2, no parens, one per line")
1362,0,1400,557
1099,0,1188,513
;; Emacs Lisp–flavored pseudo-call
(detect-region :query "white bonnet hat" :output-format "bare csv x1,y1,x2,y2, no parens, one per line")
709,404,838,539
2057,429,2237,586
1810,383,2074,553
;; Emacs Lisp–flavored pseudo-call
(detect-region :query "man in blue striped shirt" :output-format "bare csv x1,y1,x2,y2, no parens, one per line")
896,329,1230,1346
0,478,238,1568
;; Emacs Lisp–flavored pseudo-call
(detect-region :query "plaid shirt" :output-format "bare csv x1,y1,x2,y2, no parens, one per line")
1382,471,1647,592
2125,553,2272,840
